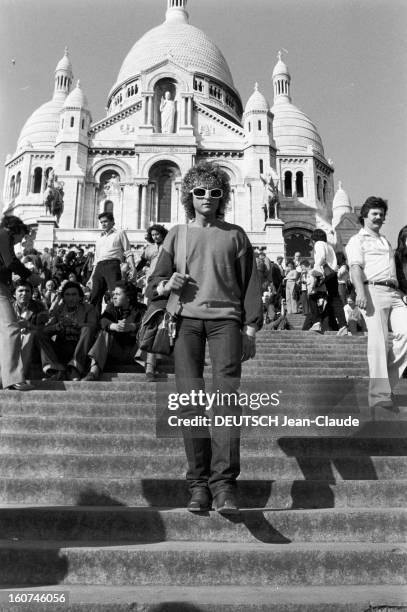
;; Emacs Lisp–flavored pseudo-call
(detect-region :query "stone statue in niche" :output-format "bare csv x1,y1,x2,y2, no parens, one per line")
103,174,120,197
160,91,176,133
261,170,280,221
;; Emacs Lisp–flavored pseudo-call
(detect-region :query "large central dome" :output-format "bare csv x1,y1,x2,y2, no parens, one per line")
110,1,235,96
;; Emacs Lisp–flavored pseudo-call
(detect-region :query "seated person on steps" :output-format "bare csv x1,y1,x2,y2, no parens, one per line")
42,281,98,381
12,280,50,378
82,281,146,381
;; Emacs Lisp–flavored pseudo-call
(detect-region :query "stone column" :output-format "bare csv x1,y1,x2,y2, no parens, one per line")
179,95,193,134
187,97,193,125
134,183,141,229
150,183,156,223
41,169,47,193
119,186,124,228
147,96,153,125
93,187,99,227
140,183,148,229
174,184,180,223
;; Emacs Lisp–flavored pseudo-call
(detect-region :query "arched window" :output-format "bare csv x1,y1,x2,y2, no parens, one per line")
81,118,85,129
15,172,21,196
317,176,322,201
323,180,328,204
258,120,262,131
104,200,113,214
33,167,42,193
284,171,292,197
70,116,74,128
65,156,71,171
259,159,264,174
10,175,15,198
248,122,251,132
295,172,304,198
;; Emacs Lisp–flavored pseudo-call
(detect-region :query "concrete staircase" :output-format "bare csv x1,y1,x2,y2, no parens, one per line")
286,313,306,330
0,331,406,611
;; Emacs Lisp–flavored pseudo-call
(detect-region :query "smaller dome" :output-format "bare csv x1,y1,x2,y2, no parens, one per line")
244,83,269,113
271,101,324,155
64,80,88,109
333,181,351,210
272,51,289,78
17,98,64,150
56,47,72,73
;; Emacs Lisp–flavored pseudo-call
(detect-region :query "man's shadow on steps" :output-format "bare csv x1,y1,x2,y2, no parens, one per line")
277,425,407,509
0,489,168,588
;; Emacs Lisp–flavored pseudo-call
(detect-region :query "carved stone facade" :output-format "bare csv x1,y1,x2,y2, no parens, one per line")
2,0,350,259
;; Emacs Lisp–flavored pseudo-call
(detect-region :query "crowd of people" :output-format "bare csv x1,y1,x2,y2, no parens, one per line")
1,198,406,391
0,213,171,389
0,161,406,513
256,238,368,335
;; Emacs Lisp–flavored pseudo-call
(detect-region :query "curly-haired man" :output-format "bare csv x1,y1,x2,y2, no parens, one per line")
147,161,262,514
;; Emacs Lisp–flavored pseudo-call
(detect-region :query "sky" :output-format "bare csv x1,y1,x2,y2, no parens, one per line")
0,0,406,244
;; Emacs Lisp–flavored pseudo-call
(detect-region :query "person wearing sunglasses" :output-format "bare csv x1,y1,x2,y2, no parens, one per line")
147,161,262,515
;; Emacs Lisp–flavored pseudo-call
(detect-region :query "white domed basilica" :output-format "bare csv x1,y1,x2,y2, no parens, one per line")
2,0,352,257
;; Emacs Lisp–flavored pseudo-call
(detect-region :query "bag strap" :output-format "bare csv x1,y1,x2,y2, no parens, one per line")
166,224,188,316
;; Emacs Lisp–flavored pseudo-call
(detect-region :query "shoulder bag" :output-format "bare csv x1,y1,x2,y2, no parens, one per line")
137,224,187,355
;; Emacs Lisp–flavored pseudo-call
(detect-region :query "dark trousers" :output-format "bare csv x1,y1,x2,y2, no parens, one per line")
338,283,348,305
302,275,347,330
90,260,121,312
89,330,139,372
173,317,242,496
43,327,96,375
325,273,347,329
348,319,367,335
300,290,310,314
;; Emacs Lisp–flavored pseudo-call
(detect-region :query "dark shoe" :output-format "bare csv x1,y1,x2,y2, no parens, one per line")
6,382,35,391
213,490,239,515
82,367,100,381
67,366,81,382
187,488,212,512
42,369,65,381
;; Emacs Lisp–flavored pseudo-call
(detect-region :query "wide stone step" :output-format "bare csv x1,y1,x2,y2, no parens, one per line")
0,404,384,425
260,333,364,339
1,416,405,439
0,425,405,457
1,507,405,544
0,584,404,612
2,377,376,391
1,380,372,393
0,428,406,453
0,454,405,479
0,541,405,586
1,390,378,407
2,478,406,508
1,397,378,415
103,358,368,371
